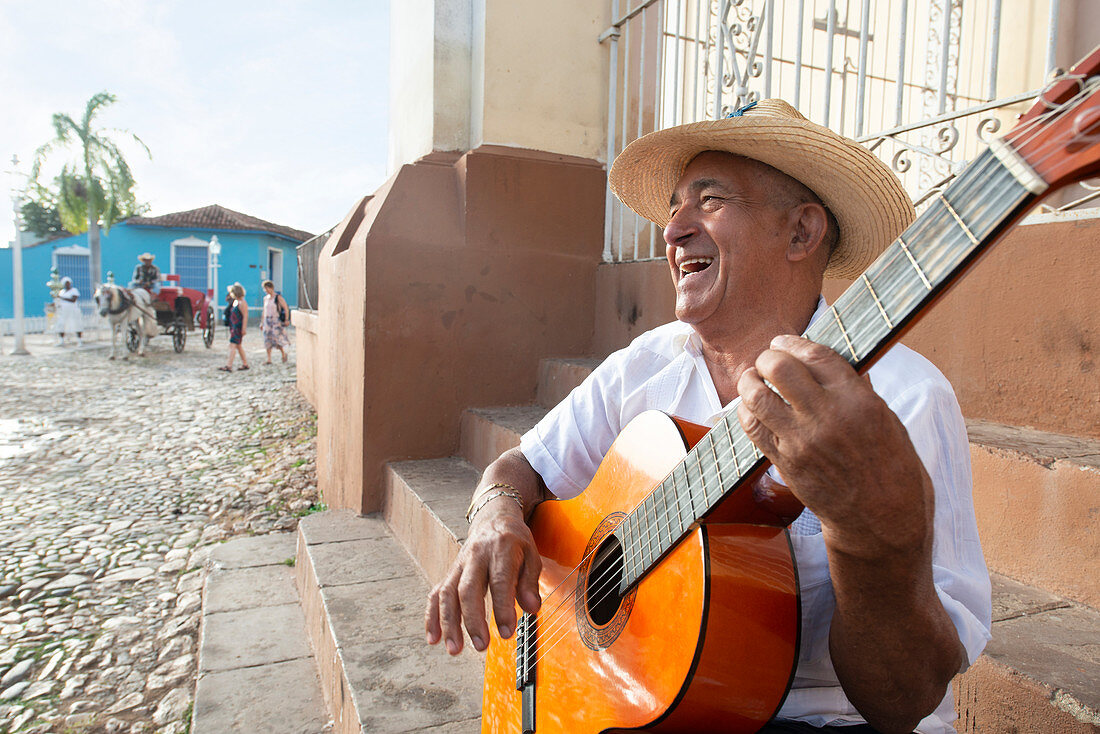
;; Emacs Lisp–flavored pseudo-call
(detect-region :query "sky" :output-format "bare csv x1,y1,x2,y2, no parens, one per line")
0,0,390,244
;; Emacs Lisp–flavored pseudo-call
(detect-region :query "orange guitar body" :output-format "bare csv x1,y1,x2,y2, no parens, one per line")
482,411,800,733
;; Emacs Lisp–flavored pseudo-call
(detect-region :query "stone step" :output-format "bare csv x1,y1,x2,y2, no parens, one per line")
384,457,478,588
536,357,602,409
295,511,482,734
955,573,1100,732
458,405,546,473
194,533,330,733
968,420,1100,609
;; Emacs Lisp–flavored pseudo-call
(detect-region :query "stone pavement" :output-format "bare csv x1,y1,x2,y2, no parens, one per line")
0,327,321,733
193,533,328,733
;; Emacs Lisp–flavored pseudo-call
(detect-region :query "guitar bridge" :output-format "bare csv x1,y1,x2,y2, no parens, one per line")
514,612,537,732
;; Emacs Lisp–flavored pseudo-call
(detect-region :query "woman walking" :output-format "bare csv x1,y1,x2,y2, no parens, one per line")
218,283,249,372
260,280,290,364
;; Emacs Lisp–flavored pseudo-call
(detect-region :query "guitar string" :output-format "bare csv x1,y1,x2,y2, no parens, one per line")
523,105,1091,673
519,89,1094,674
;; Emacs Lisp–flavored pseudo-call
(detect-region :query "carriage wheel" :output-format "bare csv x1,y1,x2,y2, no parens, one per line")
203,308,215,348
126,325,140,353
173,322,187,353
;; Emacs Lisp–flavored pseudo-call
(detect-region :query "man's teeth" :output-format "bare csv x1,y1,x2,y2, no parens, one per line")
680,257,714,274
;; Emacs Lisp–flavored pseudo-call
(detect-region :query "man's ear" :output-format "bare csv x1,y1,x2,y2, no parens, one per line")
786,202,829,263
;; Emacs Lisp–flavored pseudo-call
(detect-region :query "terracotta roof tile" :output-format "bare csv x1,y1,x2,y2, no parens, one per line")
127,204,314,242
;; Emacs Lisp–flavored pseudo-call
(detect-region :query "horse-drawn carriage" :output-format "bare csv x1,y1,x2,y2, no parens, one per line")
126,274,216,353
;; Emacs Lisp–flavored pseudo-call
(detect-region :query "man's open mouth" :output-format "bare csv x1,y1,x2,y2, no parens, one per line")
679,256,714,275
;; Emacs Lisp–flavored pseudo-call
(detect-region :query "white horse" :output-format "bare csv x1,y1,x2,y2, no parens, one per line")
94,284,157,359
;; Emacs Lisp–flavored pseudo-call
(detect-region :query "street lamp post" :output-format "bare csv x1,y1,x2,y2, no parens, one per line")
209,235,221,310
8,154,29,355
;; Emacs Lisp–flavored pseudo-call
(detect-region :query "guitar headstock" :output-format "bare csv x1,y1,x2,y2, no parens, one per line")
1008,44,1100,189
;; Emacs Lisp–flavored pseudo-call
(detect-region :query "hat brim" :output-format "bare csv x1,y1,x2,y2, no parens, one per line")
609,114,914,278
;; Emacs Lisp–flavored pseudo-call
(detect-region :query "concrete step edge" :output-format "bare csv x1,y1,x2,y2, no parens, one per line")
967,418,1100,470
383,457,477,588
295,511,483,733
295,526,364,734
980,571,1100,729
459,405,547,473
194,533,330,733
536,357,602,408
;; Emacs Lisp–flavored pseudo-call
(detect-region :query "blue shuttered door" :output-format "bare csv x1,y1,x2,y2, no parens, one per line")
175,245,208,292
56,254,92,300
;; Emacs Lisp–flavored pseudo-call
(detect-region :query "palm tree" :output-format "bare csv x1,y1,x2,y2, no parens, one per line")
30,91,151,288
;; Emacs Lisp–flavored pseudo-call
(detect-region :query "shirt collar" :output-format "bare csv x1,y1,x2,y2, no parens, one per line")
679,295,830,357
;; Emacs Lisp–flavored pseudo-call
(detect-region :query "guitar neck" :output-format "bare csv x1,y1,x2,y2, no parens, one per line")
617,144,1044,591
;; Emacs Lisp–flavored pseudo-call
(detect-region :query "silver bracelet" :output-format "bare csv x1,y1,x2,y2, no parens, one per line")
465,485,523,524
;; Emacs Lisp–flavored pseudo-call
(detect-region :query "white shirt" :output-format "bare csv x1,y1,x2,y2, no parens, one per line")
520,298,991,733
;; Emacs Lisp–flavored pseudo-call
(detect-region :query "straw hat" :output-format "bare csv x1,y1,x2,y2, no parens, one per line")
609,99,914,278
139,253,155,262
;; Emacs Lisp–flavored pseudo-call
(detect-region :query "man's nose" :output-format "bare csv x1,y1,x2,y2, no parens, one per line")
663,207,697,247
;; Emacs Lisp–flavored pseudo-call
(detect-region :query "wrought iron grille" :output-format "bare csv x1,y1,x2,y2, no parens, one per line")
296,229,331,312
600,0,1085,263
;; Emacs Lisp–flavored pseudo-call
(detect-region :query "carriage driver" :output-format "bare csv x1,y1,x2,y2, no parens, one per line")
131,253,161,293
425,100,992,733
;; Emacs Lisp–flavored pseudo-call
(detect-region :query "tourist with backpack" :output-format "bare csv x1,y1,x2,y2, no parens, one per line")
260,279,290,364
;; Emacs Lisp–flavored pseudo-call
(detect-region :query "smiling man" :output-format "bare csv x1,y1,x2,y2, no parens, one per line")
425,100,991,733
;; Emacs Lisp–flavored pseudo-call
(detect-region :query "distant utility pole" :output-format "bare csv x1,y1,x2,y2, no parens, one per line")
8,154,29,355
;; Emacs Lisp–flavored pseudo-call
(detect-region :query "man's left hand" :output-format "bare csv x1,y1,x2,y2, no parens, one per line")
735,333,933,557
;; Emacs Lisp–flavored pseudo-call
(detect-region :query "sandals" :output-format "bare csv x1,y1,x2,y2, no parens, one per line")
217,366,232,372
238,365,250,371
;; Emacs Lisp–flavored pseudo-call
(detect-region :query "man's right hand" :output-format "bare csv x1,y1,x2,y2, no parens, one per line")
425,496,542,654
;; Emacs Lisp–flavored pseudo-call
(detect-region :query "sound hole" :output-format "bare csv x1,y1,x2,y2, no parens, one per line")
586,534,625,626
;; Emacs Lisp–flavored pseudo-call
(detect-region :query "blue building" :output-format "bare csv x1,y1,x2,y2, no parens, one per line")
0,204,313,319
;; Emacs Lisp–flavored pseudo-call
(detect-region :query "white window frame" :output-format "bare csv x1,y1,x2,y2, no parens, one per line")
267,247,284,292
51,244,90,269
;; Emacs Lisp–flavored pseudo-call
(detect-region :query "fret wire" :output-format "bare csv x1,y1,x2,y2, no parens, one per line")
896,236,932,290
679,463,698,519
657,484,672,547
629,515,638,581
671,474,686,534
647,496,660,560
940,191,980,247
640,498,654,568
708,435,725,500
861,273,894,329
829,304,858,361
724,419,741,477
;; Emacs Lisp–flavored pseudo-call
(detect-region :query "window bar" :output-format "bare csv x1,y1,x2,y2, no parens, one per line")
672,0,683,127
794,0,805,108
635,6,648,259
1046,0,1061,75
824,0,837,126
854,0,871,137
986,0,1001,100
938,0,952,115
692,0,703,121
895,0,908,125
619,10,633,261
764,0,774,99
651,0,665,258
603,0,621,262
714,0,727,119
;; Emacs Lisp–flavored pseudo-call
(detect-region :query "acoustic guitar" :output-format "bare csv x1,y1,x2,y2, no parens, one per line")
482,45,1100,733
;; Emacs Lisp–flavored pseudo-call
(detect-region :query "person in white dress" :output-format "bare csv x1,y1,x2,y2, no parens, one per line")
55,277,84,347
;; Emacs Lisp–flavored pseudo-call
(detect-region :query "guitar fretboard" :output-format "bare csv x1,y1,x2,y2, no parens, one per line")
616,147,1039,592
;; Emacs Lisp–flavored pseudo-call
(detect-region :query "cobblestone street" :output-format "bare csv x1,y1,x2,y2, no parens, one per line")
0,327,319,733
